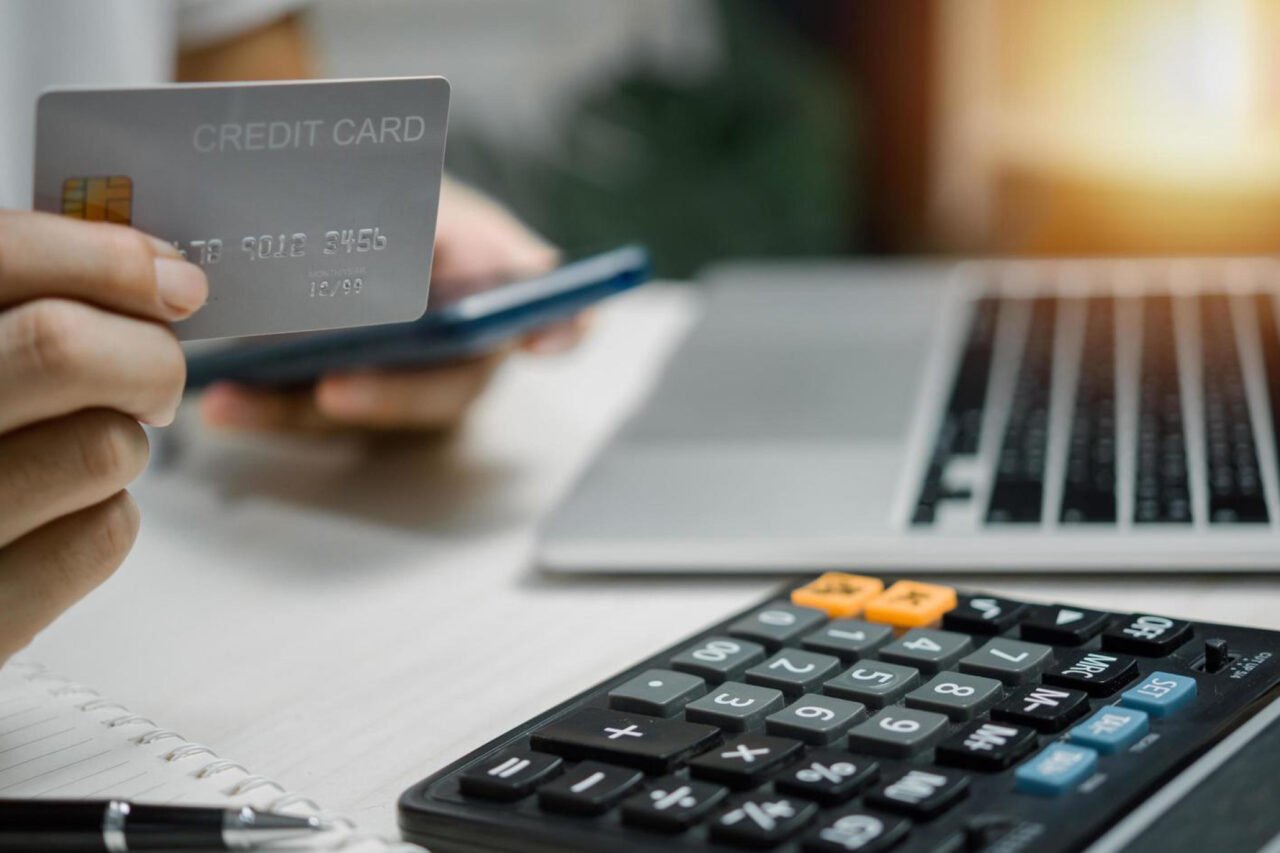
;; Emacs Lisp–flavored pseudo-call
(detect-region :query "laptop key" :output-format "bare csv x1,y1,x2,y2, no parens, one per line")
1061,296,1117,525
1134,296,1191,525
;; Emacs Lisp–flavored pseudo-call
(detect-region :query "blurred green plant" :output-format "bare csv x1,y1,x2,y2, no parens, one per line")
447,0,861,279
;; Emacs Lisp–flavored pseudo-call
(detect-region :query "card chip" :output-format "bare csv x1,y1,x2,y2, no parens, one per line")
61,176,132,224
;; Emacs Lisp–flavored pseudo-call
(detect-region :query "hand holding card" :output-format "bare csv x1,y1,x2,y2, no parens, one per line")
34,77,450,340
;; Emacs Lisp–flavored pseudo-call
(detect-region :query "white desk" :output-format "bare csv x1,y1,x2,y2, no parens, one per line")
27,284,1280,841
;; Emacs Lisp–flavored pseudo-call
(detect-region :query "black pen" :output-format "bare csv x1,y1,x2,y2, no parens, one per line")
0,799,330,851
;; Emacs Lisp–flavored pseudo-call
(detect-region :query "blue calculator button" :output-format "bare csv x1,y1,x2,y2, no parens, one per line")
1015,743,1099,796
1068,706,1150,754
1120,671,1197,717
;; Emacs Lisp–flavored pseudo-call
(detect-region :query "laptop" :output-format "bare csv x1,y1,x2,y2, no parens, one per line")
540,258,1280,573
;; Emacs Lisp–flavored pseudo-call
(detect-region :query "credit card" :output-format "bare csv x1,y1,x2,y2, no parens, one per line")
33,77,450,340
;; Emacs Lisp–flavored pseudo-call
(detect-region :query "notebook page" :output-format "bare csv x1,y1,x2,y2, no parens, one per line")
0,659,422,851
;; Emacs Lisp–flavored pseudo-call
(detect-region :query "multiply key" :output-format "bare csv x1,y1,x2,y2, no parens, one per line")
531,708,719,773
1043,650,1139,696
689,734,802,788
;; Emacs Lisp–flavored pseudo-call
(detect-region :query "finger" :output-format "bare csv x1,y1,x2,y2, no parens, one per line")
314,352,508,428
200,382,333,433
0,491,138,664
0,299,187,432
0,210,207,322
521,311,595,355
0,410,148,548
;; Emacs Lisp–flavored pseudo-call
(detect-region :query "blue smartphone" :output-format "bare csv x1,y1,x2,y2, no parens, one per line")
184,245,651,391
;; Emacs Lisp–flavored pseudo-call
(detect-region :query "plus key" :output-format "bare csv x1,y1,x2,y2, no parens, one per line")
531,708,719,773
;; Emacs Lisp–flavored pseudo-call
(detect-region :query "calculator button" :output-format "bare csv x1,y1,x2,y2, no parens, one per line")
767,694,868,744
746,650,842,695
689,734,804,788
710,794,818,847
1043,650,1139,696
685,681,786,731
824,662,921,708
775,749,879,804
877,629,973,673
864,580,958,629
609,669,706,716
1120,671,1198,717
904,671,1002,722
537,761,643,815
943,595,1028,635
802,619,894,660
1102,614,1193,655
1015,743,1099,796
936,721,1037,771
846,707,949,758
621,776,728,832
866,767,970,819
991,684,1090,732
1019,605,1110,645
791,573,885,618
730,602,828,649
958,638,1053,685
805,810,910,853
530,708,719,773
1068,706,1150,754
459,750,563,801
671,636,766,682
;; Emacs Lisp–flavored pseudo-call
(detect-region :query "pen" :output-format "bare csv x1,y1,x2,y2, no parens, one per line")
0,799,330,851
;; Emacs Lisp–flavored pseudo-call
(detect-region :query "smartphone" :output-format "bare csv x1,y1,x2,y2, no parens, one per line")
184,245,651,391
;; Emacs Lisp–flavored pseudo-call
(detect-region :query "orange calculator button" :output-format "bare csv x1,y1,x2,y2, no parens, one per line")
864,580,957,629
790,572,884,618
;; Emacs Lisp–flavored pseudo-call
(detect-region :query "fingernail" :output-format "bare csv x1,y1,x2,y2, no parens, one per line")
148,236,183,259
317,378,376,414
200,387,252,427
155,258,209,320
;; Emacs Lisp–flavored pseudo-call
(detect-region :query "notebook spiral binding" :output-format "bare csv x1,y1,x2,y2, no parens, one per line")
11,659,423,853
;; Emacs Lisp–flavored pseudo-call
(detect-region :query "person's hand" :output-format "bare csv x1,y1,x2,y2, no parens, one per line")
0,210,208,666
199,179,590,434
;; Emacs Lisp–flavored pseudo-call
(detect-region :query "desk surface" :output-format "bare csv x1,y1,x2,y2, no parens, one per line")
27,284,1280,840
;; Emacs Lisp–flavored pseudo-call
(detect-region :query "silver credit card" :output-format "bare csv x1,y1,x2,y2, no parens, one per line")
34,77,450,340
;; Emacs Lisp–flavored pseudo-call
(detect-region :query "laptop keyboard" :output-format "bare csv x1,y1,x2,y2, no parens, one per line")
913,267,1280,529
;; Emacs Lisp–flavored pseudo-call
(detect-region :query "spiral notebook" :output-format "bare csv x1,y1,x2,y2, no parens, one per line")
0,659,421,851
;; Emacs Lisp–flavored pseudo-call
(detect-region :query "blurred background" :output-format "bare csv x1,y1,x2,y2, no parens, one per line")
308,0,1280,278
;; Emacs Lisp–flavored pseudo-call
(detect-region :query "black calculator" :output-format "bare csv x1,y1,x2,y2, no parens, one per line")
398,574,1280,852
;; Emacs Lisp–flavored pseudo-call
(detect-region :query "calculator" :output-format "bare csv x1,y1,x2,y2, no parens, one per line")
398,574,1280,852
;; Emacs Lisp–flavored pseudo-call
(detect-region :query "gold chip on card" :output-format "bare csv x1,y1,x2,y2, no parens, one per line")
61,176,133,224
